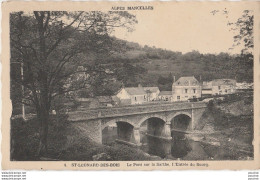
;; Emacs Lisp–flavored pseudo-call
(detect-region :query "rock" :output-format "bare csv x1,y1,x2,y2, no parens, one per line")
143,152,151,157
150,156,162,160
40,157,59,161
202,124,215,133
186,134,204,142
92,153,111,161
209,141,221,146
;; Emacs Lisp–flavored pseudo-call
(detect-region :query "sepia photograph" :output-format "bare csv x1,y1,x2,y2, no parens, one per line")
2,1,259,170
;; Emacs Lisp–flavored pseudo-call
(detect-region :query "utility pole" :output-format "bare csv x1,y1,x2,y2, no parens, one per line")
11,61,26,120
20,62,26,120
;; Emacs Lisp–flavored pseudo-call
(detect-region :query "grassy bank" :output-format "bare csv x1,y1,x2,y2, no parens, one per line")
11,115,154,161
196,92,254,160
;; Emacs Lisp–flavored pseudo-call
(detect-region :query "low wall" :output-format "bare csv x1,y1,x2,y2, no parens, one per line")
68,102,207,121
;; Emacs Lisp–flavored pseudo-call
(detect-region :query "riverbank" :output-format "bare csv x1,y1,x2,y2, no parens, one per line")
11,116,159,161
184,93,253,160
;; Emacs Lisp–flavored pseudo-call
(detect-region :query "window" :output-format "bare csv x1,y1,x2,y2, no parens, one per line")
193,89,196,93
144,95,146,99
193,96,196,98
192,81,197,85
185,89,188,93
177,96,180,100
218,86,221,90
135,97,137,101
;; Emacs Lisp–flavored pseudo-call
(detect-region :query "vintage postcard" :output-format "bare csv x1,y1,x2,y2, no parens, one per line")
1,1,260,170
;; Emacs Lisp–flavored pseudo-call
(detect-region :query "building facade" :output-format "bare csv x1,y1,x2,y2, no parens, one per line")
158,91,172,101
116,85,160,105
236,82,253,90
143,87,160,101
172,76,202,101
202,79,237,96
116,85,147,105
202,81,213,97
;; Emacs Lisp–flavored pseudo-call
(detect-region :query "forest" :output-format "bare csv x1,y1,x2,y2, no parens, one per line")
84,38,253,93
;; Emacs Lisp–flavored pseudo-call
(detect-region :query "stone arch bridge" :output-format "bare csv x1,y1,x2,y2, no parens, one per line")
68,102,207,146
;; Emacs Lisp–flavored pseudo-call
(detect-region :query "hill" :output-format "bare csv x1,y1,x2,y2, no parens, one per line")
110,39,253,91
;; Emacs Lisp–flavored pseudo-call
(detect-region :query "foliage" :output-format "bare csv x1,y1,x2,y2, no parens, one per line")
11,116,152,161
10,11,138,156
108,38,253,88
157,73,173,91
11,115,68,160
230,10,253,56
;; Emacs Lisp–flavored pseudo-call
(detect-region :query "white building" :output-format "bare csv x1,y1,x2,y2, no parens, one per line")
202,79,236,96
116,85,160,105
236,82,253,90
172,76,202,101
158,91,172,101
116,85,147,105
143,87,160,101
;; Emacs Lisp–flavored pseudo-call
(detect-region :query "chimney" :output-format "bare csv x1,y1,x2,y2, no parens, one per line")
138,84,142,88
199,75,202,82
173,76,176,82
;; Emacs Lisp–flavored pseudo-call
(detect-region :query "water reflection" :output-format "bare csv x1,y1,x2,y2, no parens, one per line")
171,131,192,158
102,126,210,160
147,136,171,158
144,131,209,160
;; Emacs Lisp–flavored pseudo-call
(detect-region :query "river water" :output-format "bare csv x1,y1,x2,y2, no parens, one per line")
103,127,213,160
140,131,211,160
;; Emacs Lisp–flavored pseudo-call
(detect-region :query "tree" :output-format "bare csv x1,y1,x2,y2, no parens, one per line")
211,9,253,58
211,9,253,82
230,10,253,57
114,62,146,87
10,11,137,156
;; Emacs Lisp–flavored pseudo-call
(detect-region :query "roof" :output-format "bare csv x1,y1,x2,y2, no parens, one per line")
120,99,131,105
111,95,120,102
143,87,160,93
211,79,236,86
96,96,113,103
173,76,199,86
76,98,92,102
124,87,146,95
159,91,172,96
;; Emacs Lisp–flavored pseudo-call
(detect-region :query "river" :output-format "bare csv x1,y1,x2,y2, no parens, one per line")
102,126,252,160
103,127,212,160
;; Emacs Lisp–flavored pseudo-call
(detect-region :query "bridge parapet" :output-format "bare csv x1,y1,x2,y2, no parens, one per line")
68,101,207,121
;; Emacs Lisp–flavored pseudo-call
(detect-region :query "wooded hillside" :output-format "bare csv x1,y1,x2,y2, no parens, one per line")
107,38,253,91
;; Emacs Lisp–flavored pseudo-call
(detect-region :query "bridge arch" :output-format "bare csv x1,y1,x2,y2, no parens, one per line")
168,112,192,122
137,114,167,128
169,112,192,131
102,120,137,145
102,119,135,131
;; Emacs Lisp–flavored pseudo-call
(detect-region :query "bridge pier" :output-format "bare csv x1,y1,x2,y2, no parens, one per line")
163,122,172,139
68,102,207,152
117,122,132,142
116,122,142,146
133,128,142,146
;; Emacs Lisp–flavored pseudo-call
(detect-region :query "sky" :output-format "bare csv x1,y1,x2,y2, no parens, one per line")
113,3,250,54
